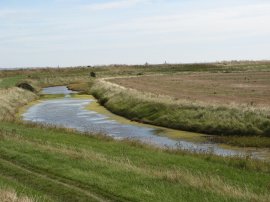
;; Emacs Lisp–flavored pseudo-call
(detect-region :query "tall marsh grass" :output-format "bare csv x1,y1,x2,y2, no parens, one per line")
36,75,89,88
90,80,270,137
0,88,37,121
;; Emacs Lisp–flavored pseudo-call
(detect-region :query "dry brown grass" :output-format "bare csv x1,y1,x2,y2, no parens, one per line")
109,71,270,109
5,75,91,93
97,78,270,114
0,88,37,121
0,189,33,202
30,75,89,88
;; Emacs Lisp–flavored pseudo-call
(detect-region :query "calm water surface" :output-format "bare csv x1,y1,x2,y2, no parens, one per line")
41,86,77,95
22,86,269,159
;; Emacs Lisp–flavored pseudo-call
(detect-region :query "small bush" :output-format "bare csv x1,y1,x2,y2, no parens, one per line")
90,72,96,78
16,82,35,92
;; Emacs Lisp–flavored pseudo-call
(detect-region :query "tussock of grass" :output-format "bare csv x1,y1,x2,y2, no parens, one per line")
89,80,270,137
0,88,37,121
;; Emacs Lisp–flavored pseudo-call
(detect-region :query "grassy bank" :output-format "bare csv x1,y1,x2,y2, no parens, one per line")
207,136,270,148
87,80,270,138
0,122,270,202
0,87,37,121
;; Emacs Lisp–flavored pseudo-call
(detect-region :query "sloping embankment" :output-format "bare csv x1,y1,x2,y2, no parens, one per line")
88,79,270,137
0,87,37,121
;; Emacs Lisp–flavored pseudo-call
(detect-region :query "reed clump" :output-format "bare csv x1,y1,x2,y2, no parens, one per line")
0,88,37,121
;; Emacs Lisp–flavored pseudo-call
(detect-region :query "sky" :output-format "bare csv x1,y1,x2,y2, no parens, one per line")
0,0,270,68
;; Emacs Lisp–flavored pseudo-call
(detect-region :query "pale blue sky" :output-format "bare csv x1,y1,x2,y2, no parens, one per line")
0,0,270,68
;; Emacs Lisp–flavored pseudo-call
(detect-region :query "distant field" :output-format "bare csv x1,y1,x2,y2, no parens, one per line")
109,71,270,108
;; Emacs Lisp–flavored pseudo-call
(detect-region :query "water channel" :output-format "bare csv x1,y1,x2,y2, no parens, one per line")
22,86,270,160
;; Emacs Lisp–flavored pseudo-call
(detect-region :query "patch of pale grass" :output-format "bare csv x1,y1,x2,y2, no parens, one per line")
0,189,33,202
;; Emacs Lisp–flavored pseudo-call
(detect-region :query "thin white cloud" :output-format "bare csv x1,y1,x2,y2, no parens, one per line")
83,0,148,11
0,8,38,20
91,2,270,36
2,2,270,47
0,9,18,18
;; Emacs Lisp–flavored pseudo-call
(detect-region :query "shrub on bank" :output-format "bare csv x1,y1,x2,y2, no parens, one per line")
16,82,36,92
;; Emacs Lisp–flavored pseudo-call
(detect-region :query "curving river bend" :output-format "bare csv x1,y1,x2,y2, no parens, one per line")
22,86,270,160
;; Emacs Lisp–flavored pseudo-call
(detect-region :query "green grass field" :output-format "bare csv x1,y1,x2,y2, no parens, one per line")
0,75,27,88
0,122,269,202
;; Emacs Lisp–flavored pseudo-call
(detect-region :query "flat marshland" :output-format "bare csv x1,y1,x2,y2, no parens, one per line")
0,62,270,201
109,71,270,107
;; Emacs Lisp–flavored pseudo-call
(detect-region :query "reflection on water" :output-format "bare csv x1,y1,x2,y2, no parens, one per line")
22,86,269,160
